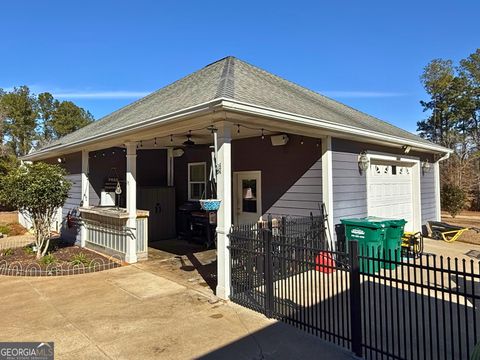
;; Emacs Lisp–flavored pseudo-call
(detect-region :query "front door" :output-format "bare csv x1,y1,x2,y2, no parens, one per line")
234,171,262,225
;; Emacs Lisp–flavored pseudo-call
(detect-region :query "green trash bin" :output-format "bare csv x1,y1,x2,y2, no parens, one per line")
340,218,386,274
366,217,406,270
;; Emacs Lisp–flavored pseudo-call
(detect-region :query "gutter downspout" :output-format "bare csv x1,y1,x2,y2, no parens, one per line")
434,151,451,221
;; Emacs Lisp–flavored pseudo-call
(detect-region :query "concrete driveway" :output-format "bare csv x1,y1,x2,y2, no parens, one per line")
0,264,354,360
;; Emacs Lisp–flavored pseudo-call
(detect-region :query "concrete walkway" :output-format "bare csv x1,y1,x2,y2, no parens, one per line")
0,264,354,359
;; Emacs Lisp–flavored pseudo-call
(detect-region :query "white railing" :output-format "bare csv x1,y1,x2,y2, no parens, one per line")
83,217,148,260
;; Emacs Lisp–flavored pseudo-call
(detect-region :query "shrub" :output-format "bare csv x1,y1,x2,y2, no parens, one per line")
0,225,9,235
441,184,466,218
70,252,89,266
24,245,35,255
1,248,14,256
40,253,56,265
0,163,71,259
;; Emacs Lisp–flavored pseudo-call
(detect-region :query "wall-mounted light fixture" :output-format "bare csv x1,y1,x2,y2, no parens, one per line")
358,151,370,173
57,157,66,164
402,145,412,154
422,160,432,174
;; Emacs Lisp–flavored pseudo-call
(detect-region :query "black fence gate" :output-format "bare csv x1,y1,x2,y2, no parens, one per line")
229,215,480,360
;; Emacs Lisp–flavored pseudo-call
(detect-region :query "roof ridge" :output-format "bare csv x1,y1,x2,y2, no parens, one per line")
215,57,235,99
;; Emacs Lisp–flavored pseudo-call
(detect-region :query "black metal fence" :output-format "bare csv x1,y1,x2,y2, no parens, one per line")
229,215,480,360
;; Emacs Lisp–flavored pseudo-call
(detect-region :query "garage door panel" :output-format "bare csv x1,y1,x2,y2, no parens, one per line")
368,163,414,232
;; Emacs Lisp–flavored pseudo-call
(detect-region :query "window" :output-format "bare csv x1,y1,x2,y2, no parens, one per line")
188,162,206,201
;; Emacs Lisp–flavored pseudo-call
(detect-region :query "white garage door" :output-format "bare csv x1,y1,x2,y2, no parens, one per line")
368,163,414,232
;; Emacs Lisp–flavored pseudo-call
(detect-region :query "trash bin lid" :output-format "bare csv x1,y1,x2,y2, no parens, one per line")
365,216,407,227
340,217,386,229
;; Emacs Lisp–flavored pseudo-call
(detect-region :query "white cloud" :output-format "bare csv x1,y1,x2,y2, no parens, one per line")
320,90,406,98
52,91,151,99
1,85,151,99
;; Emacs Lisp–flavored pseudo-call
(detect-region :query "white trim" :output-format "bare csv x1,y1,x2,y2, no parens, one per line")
365,152,422,232
22,97,451,161
80,150,90,248
321,136,335,250
187,162,207,201
220,99,452,154
125,141,138,264
216,122,232,300
21,99,223,161
434,161,441,221
233,170,262,225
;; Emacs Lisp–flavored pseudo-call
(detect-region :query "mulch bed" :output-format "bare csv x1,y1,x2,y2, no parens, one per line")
0,238,121,276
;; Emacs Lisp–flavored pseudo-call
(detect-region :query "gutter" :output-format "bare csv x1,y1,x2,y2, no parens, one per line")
220,99,453,155
21,98,224,161
437,152,451,162
22,96,452,161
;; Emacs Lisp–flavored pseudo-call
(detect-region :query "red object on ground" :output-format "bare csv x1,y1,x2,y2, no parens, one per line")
315,252,335,273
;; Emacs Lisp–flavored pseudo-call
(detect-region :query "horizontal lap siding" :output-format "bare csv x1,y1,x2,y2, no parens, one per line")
267,158,323,217
421,170,437,223
62,173,82,243
44,152,82,244
332,148,367,226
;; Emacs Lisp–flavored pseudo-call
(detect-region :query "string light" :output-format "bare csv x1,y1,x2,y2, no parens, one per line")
87,125,320,158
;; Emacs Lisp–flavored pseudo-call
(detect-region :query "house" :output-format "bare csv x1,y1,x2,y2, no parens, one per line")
22,56,451,299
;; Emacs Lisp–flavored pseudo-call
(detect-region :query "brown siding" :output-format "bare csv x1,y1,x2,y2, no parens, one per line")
89,148,126,207
232,135,322,216
174,146,212,207
88,148,168,206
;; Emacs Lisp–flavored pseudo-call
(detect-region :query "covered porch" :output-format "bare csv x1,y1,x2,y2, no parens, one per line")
75,114,333,299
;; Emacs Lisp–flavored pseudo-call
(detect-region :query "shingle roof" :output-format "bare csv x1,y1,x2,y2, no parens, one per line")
38,56,436,152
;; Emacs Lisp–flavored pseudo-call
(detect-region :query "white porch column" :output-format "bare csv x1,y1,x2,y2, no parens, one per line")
80,150,90,248
321,136,335,250
434,161,441,221
167,147,174,186
125,142,138,263
216,122,232,299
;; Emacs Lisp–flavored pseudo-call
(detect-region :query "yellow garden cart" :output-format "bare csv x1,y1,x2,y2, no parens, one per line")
426,221,480,243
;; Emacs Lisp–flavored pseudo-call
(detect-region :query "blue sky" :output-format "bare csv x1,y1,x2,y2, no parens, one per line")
1,1,478,133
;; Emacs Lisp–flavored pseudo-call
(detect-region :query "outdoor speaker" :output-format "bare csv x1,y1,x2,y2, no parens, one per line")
270,134,289,146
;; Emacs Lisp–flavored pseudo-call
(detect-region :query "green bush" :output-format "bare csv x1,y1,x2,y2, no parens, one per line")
441,184,466,218
1,248,14,256
0,225,9,234
70,252,90,266
0,162,71,259
23,245,35,255
40,253,56,265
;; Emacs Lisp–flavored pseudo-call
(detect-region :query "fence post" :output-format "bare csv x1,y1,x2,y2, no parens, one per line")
263,228,275,318
349,240,363,358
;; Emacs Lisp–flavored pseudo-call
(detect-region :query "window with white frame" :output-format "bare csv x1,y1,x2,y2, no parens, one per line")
188,162,206,201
